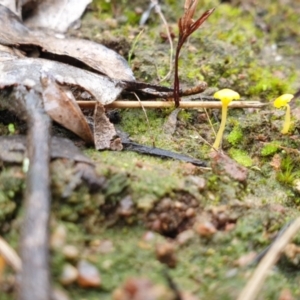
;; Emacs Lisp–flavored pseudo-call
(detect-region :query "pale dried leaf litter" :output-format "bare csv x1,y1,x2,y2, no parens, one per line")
0,0,20,16
0,5,135,82
0,4,134,148
0,0,91,32
23,0,92,33
0,56,123,105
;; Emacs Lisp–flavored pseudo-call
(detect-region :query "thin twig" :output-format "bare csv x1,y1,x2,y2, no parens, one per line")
77,100,268,110
14,86,52,300
122,80,207,98
237,217,300,300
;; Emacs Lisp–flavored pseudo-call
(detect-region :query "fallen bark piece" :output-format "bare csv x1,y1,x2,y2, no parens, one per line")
23,0,91,33
94,102,120,150
41,73,94,144
15,86,51,300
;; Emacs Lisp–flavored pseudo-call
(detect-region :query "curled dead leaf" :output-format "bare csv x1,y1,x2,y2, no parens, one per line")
94,103,121,150
41,73,94,144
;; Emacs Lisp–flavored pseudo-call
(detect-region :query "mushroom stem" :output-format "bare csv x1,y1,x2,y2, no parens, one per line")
213,104,228,150
281,104,291,134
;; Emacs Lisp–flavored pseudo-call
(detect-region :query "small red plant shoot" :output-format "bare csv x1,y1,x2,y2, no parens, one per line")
174,1,215,107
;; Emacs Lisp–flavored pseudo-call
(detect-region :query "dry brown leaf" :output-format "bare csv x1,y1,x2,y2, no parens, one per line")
41,73,94,144
0,58,123,104
24,0,92,33
0,5,135,81
93,103,121,150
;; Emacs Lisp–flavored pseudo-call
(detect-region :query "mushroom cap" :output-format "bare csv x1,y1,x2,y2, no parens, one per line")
273,94,294,108
213,88,240,105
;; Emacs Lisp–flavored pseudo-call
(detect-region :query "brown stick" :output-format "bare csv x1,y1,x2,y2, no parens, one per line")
15,87,52,300
77,100,268,109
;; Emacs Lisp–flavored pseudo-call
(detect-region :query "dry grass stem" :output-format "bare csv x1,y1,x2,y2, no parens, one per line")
77,100,268,110
237,217,300,300
0,236,22,272
154,2,174,82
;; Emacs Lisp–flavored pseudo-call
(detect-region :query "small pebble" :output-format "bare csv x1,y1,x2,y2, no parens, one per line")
60,264,78,285
195,222,217,237
62,245,79,260
176,230,195,246
51,224,67,250
98,240,115,254
52,288,70,300
234,252,257,267
155,242,177,268
185,208,195,218
77,260,101,288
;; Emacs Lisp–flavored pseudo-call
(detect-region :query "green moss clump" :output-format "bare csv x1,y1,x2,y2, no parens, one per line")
261,141,281,156
276,156,300,187
227,126,243,146
228,149,253,167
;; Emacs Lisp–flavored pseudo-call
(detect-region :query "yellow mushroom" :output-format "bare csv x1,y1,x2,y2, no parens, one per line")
273,94,294,134
212,88,240,150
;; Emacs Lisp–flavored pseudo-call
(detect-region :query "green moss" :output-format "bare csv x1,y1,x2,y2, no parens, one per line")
227,126,243,146
261,141,281,156
276,155,300,187
228,149,253,167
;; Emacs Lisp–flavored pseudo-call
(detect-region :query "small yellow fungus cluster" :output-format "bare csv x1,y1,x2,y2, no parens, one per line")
273,94,294,134
212,88,240,150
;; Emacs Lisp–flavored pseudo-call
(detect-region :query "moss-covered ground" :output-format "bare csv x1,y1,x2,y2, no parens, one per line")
2,0,300,299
